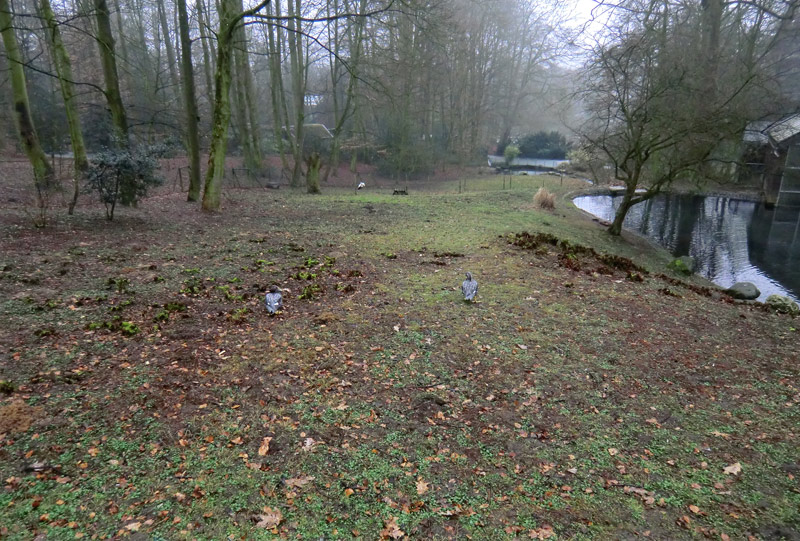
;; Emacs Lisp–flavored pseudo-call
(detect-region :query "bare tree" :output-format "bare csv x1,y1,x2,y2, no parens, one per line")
578,0,790,235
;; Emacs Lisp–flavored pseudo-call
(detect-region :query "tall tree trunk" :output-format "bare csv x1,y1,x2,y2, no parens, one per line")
306,152,321,193
265,0,290,174
287,0,306,187
196,0,215,99
235,0,262,171
608,193,634,236
232,43,256,169
231,0,260,173
156,0,180,104
39,0,89,215
94,0,129,145
202,0,235,211
111,0,128,73
0,0,54,222
177,0,201,201
700,0,722,103
201,0,270,210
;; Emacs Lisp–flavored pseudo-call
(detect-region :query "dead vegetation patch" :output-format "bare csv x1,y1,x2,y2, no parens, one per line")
509,231,648,276
0,400,43,435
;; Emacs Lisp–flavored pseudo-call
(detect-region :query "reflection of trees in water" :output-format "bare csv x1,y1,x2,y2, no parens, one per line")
695,198,754,287
599,194,797,299
574,193,799,299
748,204,800,299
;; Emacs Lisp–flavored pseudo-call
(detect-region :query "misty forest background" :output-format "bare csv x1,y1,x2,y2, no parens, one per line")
0,0,799,218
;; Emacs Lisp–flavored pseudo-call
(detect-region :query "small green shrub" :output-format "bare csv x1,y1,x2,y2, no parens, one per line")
85,146,165,220
109,299,133,312
164,302,187,313
217,285,244,301
119,321,140,336
107,277,131,293
667,258,693,276
299,284,323,300
34,328,56,337
229,307,249,322
181,277,203,295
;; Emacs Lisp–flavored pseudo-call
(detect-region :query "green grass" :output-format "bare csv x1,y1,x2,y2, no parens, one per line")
0,176,797,539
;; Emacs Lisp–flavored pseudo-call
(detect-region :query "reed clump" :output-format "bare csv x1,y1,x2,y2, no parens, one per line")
534,187,555,210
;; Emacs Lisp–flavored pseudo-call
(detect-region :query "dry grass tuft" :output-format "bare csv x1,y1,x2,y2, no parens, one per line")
534,187,556,210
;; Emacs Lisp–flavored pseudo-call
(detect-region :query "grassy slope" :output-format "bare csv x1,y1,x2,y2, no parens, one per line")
0,174,798,540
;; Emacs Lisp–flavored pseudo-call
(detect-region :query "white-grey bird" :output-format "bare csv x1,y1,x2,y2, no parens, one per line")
264,285,283,314
357,181,366,190
462,272,478,302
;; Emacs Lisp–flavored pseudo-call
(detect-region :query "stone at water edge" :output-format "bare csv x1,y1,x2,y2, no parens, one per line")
765,294,799,315
725,282,760,300
667,256,695,276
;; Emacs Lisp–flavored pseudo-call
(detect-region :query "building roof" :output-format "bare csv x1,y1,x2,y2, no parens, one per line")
744,115,800,146
305,124,333,139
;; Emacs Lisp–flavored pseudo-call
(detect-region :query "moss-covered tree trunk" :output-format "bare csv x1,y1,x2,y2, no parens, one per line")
306,152,321,194
0,0,55,221
94,0,129,146
201,0,234,211
177,0,201,201
201,0,271,211
608,193,633,236
39,0,88,215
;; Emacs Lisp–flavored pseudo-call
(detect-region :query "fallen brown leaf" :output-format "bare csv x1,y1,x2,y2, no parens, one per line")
723,462,742,475
255,507,282,529
380,516,404,539
285,475,314,489
258,437,272,456
529,524,555,539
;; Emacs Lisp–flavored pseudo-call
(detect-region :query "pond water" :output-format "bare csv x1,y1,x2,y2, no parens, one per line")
573,193,800,302
487,155,568,169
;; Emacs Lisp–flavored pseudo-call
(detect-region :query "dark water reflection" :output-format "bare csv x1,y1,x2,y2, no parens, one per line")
573,194,800,302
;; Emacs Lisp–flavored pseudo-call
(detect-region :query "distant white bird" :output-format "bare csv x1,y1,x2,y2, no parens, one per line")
461,272,478,302
357,182,366,190
264,285,283,314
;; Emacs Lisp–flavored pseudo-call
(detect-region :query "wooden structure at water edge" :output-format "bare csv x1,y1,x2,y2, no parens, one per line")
741,114,800,207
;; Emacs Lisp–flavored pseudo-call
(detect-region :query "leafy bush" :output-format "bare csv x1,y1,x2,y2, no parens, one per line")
504,144,521,166
85,146,164,220
518,131,570,160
